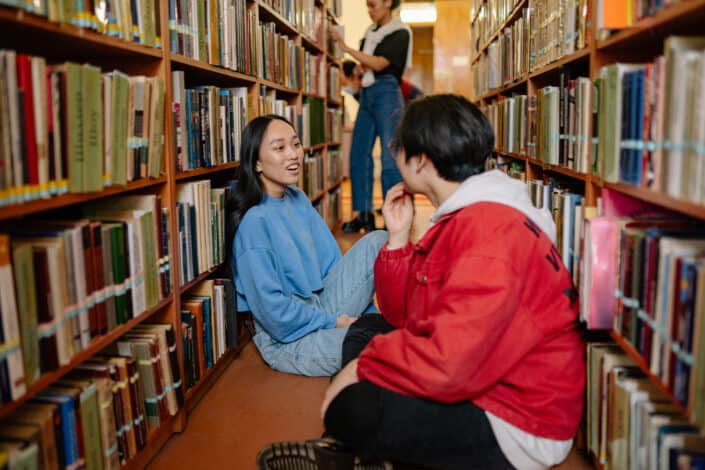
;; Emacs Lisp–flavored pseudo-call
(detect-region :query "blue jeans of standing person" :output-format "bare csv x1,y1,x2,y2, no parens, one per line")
350,75,404,212
252,230,388,376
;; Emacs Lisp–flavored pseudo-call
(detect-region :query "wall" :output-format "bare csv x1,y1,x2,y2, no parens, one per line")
340,0,372,53
408,26,433,94
433,0,471,95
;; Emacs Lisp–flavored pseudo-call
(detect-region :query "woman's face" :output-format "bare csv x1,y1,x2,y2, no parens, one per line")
256,119,303,197
367,0,391,25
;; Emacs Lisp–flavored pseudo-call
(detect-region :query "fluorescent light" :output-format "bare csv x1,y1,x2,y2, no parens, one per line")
400,3,437,24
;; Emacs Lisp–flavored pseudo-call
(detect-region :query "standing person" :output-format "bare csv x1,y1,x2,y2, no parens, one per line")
226,115,387,377
315,94,585,469
331,0,412,233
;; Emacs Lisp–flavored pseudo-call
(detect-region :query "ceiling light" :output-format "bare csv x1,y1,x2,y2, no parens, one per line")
400,3,437,24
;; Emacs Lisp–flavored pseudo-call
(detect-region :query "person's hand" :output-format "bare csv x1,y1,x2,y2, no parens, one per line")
382,183,413,249
329,27,345,49
321,359,359,419
335,315,357,328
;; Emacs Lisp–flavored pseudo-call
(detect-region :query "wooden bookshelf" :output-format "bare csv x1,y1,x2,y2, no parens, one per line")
610,330,688,417
0,0,345,464
477,0,527,56
305,143,326,152
0,297,172,420
180,264,226,294
175,162,240,181
472,3,705,467
0,176,167,222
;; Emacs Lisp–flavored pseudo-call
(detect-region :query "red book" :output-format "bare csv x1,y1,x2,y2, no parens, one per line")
90,222,108,335
81,224,98,339
16,54,38,193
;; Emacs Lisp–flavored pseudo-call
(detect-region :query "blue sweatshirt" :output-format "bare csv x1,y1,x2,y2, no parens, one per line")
233,187,342,343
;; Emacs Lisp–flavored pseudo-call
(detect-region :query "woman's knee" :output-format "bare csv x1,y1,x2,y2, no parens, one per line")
361,230,388,251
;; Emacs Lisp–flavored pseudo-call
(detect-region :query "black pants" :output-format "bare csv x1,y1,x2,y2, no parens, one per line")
327,314,515,470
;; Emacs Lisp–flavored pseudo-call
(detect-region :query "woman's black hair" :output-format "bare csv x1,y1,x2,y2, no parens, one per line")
224,114,295,277
391,94,495,182
391,0,400,9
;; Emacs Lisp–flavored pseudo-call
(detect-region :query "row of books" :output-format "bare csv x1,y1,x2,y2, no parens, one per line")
0,0,159,47
471,7,529,96
326,23,344,61
259,22,304,90
326,148,342,187
258,0,322,45
171,72,249,172
0,51,165,206
301,151,323,198
176,180,228,286
327,0,341,19
528,0,588,71
587,343,705,470
0,194,171,401
596,36,705,204
327,108,342,143
470,0,522,50
327,66,340,102
167,0,248,73
482,77,594,173
0,323,181,470
181,279,239,391
302,52,326,97
594,0,686,42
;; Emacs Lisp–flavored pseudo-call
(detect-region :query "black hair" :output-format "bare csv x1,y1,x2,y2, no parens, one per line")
391,0,400,9
342,60,357,79
391,94,495,182
225,114,295,276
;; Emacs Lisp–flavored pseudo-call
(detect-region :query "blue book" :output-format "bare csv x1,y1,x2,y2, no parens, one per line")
34,392,79,469
632,70,645,186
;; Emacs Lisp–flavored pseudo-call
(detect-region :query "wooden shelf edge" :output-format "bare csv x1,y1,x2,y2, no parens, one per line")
300,34,325,54
260,77,300,95
304,143,326,152
310,190,326,203
0,297,173,420
180,263,225,294
0,7,163,58
327,179,343,192
184,332,250,412
328,141,342,146
327,98,342,106
609,330,689,417
169,53,257,83
124,411,180,470
0,176,167,222
602,182,705,220
175,162,239,181
477,0,527,55
529,48,590,81
597,0,705,50
303,91,326,100
326,52,342,65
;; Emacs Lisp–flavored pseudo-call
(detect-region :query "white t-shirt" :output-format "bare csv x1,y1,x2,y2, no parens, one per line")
486,411,573,470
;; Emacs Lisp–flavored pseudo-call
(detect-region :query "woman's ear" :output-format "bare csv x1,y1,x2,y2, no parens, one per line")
416,153,430,173
255,160,262,173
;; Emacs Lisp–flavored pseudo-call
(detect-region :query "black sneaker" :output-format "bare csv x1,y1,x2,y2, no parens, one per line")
341,211,376,233
256,438,391,470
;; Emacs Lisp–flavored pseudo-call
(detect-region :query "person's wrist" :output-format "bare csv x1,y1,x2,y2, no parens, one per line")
387,232,409,250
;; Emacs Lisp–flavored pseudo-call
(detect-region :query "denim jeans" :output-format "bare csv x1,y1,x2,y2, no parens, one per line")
350,75,404,212
252,230,388,376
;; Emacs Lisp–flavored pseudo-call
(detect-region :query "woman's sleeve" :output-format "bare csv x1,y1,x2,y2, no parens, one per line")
237,247,337,342
374,30,409,70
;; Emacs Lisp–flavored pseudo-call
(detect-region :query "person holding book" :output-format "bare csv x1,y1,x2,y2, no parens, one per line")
226,115,387,377
312,94,586,469
331,0,412,233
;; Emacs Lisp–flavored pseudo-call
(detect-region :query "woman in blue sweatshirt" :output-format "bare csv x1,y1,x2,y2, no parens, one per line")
227,115,387,376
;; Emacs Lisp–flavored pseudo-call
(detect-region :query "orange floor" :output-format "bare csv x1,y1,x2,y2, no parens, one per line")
147,180,594,470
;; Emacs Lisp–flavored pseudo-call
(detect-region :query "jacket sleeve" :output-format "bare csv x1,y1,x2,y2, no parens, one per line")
374,242,414,328
358,254,542,402
237,247,337,343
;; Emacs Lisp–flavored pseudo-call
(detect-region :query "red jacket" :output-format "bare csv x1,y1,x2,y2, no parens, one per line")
357,201,586,440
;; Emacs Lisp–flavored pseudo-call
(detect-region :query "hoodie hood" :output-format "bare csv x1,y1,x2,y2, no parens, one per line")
430,170,557,243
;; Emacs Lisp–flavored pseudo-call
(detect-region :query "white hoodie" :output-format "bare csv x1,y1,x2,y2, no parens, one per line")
429,169,557,244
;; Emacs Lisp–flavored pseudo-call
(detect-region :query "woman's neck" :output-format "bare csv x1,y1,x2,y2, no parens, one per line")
377,13,392,27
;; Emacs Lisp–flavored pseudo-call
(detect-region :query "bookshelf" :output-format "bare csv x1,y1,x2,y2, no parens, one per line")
0,0,344,466
472,0,705,467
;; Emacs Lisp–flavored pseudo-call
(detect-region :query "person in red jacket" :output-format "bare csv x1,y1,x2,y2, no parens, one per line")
316,94,586,470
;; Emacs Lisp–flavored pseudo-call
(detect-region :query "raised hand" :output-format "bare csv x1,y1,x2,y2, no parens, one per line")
382,183,413,249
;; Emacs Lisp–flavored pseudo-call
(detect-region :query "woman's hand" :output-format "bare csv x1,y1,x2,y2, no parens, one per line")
335,315,357,328
383,183,413,249
321,359,359,419
329,27,347,51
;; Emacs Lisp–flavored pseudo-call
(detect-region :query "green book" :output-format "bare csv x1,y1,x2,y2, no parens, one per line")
197,0,207,62
111,71,129,186
147,77,164,179
11,243,40,385
58,380,104,470
110,223,129,325
136,210,158,309
82,64,103,193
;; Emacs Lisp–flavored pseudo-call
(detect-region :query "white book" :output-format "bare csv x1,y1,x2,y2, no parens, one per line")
31,57,49,200
0,235,26,400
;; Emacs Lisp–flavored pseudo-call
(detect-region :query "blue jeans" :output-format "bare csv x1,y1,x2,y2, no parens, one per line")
252,230,388,376
350,75,404,212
